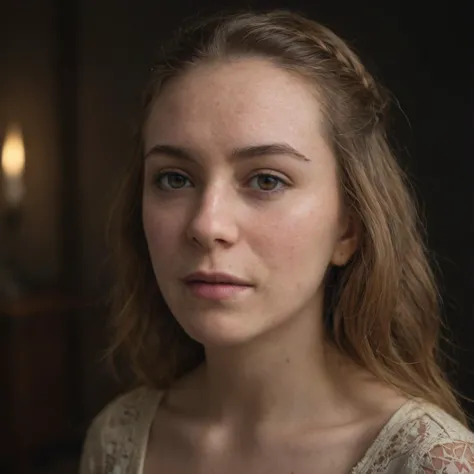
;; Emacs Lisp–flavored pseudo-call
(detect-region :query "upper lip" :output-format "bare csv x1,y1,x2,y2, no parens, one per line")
183,271,253,286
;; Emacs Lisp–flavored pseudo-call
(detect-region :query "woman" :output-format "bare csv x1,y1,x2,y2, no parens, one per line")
80,10,474,474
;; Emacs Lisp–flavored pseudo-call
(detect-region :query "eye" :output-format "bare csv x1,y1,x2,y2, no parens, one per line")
248,173,288,193
154,171,193,191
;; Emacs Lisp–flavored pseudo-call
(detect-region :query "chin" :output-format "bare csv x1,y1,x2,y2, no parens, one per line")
174,307,261,348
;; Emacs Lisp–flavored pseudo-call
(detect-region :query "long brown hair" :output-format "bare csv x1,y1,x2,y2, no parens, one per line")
107,9,466,424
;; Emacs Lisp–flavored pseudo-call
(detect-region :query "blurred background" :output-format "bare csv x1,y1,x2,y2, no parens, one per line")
0,0,471,473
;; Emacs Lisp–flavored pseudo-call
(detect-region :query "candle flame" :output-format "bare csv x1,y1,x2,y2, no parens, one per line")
2,124,25,178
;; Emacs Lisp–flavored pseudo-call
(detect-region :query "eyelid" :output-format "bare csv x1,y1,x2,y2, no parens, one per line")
246,171,291,194
154,170,194,191
247,170,292,184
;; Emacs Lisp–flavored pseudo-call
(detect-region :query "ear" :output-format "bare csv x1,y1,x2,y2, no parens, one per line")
330,212,360,267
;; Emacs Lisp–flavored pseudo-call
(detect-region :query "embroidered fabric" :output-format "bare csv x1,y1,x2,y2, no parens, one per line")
79,388,474,474
351,407,474,474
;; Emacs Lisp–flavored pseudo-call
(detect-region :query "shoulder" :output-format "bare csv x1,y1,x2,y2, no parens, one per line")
383,400,474,474
79,386,163,474
407,402,474,473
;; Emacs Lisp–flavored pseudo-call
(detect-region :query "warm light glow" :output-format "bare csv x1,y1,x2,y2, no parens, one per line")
2,124,25,178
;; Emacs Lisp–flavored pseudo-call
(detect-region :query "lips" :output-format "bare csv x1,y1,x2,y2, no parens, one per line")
183,271,252,286
183,272,254,300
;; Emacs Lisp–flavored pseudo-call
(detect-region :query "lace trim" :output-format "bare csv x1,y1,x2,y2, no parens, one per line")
418,441,474,474
83,388,162,474
353,400,474,474
351,399,422,473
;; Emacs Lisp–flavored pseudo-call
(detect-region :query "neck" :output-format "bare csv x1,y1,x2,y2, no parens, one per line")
193,306,360,428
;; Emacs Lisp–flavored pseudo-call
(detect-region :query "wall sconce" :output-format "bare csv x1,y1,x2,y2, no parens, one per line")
0,122,26,298
2,123,25,218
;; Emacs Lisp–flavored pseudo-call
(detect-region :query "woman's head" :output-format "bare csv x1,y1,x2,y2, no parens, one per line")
109,10,465,422
142,57,357,350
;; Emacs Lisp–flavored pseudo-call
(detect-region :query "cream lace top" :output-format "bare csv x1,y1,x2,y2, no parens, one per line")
79,387,474,474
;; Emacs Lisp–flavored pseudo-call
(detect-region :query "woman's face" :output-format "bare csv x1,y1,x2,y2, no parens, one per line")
142,58,357,347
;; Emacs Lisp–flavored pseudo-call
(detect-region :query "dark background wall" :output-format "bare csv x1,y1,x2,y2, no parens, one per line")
0,1,60,284
0,1,471,472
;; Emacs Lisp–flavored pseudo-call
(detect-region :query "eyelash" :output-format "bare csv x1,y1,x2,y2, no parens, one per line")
153,171,290,195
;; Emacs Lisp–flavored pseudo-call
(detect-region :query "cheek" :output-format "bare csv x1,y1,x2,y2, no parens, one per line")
142,201,185,263
252,196,340,274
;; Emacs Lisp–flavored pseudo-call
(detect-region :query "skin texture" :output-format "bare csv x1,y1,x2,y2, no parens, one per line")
141,58,404,474
143,58,355,350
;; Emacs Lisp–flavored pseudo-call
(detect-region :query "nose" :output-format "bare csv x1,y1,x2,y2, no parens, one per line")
186,184,239,250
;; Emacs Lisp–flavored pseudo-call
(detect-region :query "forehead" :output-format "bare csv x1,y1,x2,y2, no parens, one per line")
144,58,326,153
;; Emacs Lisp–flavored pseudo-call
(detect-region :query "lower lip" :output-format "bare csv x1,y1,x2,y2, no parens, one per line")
185,282,253,300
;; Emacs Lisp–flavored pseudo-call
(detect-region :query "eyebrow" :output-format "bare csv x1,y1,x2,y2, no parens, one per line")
144,143,311,163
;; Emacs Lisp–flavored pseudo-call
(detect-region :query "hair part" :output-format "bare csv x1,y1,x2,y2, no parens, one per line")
106,9,467,424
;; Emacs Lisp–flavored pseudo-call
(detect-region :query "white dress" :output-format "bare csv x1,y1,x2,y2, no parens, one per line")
79,387,474,474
